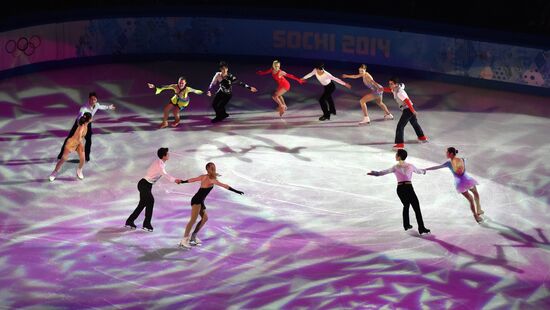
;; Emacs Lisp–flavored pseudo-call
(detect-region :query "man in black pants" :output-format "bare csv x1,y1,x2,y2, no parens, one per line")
382,77,428,150
207,61,257,123
300,63,351,121
125,148,182,232
367,149,431,235
57,92,115,162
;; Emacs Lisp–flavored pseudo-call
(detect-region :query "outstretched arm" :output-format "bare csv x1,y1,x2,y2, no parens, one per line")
187,87,204,95
160,165,177,183
424,162,448,171
301,69,316,80
410,164,427,175
180,176,203,184
212,179,244,195
341,73,362,79
283,72,304,84
230,75,257,92
149,83,176,95
96,102,116,111
367,166,395,176
325,71,351,88
256,68,273,75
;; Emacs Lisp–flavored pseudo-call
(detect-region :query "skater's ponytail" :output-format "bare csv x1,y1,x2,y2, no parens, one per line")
447,147,458,156
206,162,217,180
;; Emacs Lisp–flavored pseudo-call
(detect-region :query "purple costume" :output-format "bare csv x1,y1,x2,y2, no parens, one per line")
430,160,479,193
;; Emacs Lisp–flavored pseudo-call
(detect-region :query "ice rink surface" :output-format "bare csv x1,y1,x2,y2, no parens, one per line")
1,61,549,308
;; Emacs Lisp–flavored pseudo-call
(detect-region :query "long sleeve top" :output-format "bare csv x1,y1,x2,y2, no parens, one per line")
154,84,203,108
143,159,176,184
208,72,252,94
257,68,302,85
77,102,114,120
383,83,415,112
372,162,426,182
302,69,347,86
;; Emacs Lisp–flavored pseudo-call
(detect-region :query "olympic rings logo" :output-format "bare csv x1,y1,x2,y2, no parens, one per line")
5,36,41,56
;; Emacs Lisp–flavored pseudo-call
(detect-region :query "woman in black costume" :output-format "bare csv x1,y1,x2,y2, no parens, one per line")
179,162,244,248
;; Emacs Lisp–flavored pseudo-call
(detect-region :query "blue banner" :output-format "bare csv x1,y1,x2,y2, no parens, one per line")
1,17,548,88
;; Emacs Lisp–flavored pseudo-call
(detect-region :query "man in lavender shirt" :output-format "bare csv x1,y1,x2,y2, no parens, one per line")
368,149,431,235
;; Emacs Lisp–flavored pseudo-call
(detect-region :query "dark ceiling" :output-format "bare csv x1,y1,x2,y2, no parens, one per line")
3,0,549,38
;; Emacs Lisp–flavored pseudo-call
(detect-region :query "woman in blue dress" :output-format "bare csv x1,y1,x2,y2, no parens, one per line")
425,147,484,222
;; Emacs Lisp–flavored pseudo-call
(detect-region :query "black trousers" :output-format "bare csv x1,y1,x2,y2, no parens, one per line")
396,184,426,230
212,92,232,119
319,82,336,117
58,120,93,161
395,108,424,144
126,179,155,227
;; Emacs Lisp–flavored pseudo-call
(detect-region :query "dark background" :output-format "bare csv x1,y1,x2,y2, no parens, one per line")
2,0,550,40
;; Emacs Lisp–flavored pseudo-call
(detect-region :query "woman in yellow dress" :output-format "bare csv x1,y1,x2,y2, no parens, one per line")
147,76,204,128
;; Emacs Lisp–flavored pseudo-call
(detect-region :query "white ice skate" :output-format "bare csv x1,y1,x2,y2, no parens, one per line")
358,116,371,125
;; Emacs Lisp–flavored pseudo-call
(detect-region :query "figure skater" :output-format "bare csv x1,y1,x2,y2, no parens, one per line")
125,147,183,232
178,162,244,248
341,64,393,125
49,112,92,181
147,77,203,128
56,92,116,162
383,77,428,150
368,149,431,235
208,61,257,123
300,63,351,121
256,60,305,117
424,147,484,223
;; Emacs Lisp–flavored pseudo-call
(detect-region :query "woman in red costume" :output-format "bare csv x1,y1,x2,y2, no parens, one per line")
256,60,304,116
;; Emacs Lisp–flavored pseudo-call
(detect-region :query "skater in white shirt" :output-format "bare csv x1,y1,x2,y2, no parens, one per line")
301,63,351,121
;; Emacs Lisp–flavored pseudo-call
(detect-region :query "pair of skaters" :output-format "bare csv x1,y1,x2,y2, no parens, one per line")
124,148,243,247
368,147,484,234
49,92,116,181
49,112,92,181
147,62,258,128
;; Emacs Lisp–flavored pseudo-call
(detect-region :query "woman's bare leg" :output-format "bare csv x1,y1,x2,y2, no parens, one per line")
53,150,69,172
470,186,483,215
462,191,482,222
358,93,376,124
77,147,85,169
375,96,392,116
273,89,288,116
161,103,172,128
182,205,201,239
171,106,180,126
192,210,209,240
